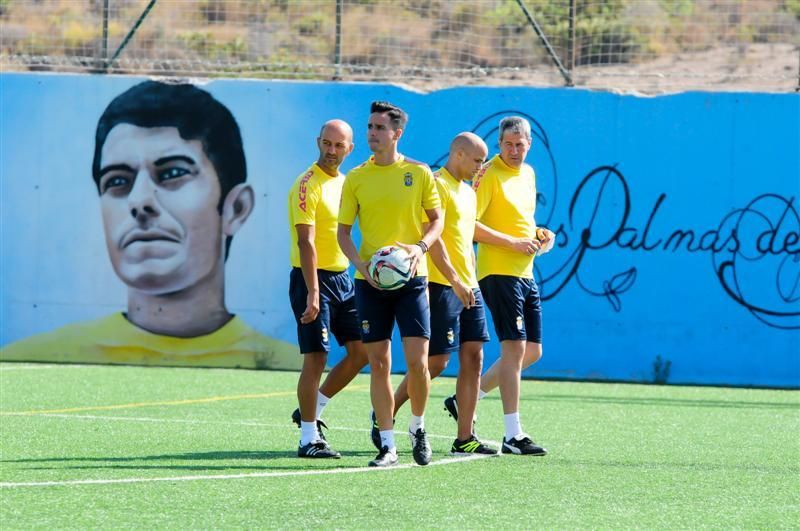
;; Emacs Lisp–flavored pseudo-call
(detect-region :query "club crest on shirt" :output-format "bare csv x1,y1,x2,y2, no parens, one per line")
404,173,413,186
321,327,329,344
515,316,523,331
361,320,370,334
446,328,455,345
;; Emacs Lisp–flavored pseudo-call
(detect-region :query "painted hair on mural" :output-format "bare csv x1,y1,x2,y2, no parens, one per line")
370,100,408,131
91,80,246,212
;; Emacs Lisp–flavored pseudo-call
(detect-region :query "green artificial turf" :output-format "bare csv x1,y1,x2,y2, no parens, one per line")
1,363,798,528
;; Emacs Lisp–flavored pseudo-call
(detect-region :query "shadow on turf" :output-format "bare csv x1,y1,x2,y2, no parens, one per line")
511,394,798,410
3,449,381,471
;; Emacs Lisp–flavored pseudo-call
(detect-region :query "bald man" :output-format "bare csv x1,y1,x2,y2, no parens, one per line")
288,119,368,458
388,132,498,456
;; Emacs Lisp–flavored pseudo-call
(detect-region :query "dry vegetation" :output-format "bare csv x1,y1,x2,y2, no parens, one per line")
1,0,798,92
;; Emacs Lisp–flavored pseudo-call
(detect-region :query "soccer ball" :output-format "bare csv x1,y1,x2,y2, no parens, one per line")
368,246,412,290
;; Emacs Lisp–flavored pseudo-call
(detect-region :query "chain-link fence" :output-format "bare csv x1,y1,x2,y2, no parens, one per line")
1,0,798,93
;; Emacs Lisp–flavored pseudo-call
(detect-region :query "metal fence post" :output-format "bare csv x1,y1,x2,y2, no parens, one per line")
514,0,573,87
334,0,342,79
567,0,576,73
106,0,158,70
101,0,109,70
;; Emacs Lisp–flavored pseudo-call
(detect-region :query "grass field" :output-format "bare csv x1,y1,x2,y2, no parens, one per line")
1,362,798,528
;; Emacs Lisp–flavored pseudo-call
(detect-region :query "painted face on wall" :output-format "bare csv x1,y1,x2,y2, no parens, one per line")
97,124,224,294
367,112,400,155
499,130,531,169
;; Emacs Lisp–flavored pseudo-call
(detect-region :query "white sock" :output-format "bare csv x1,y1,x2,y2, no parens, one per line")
503,412,523,441
316,391,330,419
409,414,424,433
300,420,319,446
478,389,488,400
379,430,396,452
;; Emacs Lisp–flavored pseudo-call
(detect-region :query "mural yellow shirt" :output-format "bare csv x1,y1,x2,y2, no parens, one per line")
339,155,440,278
427,167,479,288
473,154,537,280
0,314,302,370
287,163,349,272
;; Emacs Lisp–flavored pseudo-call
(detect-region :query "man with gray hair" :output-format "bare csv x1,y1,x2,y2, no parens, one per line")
460,115,555,456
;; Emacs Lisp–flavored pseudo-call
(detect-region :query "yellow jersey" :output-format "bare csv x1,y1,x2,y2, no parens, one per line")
339,155,440,278
0,314,302,370
427,167,479,288
473,154,537,280
287,163,349,271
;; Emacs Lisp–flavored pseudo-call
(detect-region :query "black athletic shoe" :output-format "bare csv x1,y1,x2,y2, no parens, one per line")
443,394,459,421
409,428,432,466
369,411,395,451
298,440,341,459
450,435,498,456
444,395,477,434
368,446,398,467
369,411,381,451
291,408,328,442
501,435,547,456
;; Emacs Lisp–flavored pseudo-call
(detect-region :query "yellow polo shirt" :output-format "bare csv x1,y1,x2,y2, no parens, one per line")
287,163,349,271
339,155,440,278
473,155,537,280
427,167,478,288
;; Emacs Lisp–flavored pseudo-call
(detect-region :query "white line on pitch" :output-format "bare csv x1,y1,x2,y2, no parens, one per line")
0,453,495,488
0,364,97,371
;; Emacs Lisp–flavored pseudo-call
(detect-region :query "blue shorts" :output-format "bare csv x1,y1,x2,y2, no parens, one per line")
354,276,430,343
429,283,490,355
478,275,542,343
289,268,361,354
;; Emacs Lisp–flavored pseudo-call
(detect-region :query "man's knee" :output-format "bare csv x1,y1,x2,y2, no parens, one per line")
524,342,542,367
428,354,449,378
301,352,327,373
406,356,429,378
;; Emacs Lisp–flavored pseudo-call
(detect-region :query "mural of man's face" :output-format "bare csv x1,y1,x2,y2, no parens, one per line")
97,124,224,294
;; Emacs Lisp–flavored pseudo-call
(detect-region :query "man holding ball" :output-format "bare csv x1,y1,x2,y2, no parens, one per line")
337,101,442,467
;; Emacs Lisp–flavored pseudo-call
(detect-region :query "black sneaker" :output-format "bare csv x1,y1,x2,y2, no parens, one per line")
369,411,381,450
409,428,432,465
368,446,398,467
501,435,547,456
369,411,395,451
291,408,328,442
444,395,477,433
443,394,459,420
450,435,498,456
298,440,341,459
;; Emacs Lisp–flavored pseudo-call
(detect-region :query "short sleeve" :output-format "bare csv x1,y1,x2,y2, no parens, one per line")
422,177,448,223
473,165,493,220
290,177,319,226
338,174,358,225
421,167,441,211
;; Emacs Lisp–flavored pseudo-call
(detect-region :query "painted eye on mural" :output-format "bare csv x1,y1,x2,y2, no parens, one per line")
101,175,130,194
158,166,191,182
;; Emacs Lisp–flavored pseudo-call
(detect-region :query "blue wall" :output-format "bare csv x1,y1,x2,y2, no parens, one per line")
1,73,798,387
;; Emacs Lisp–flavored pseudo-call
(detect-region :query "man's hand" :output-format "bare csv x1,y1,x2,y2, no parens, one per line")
356,260,381,289
395,242,424,278
535,227,556,255
452,279,476,309
300,291,320,324
509,237,541,256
